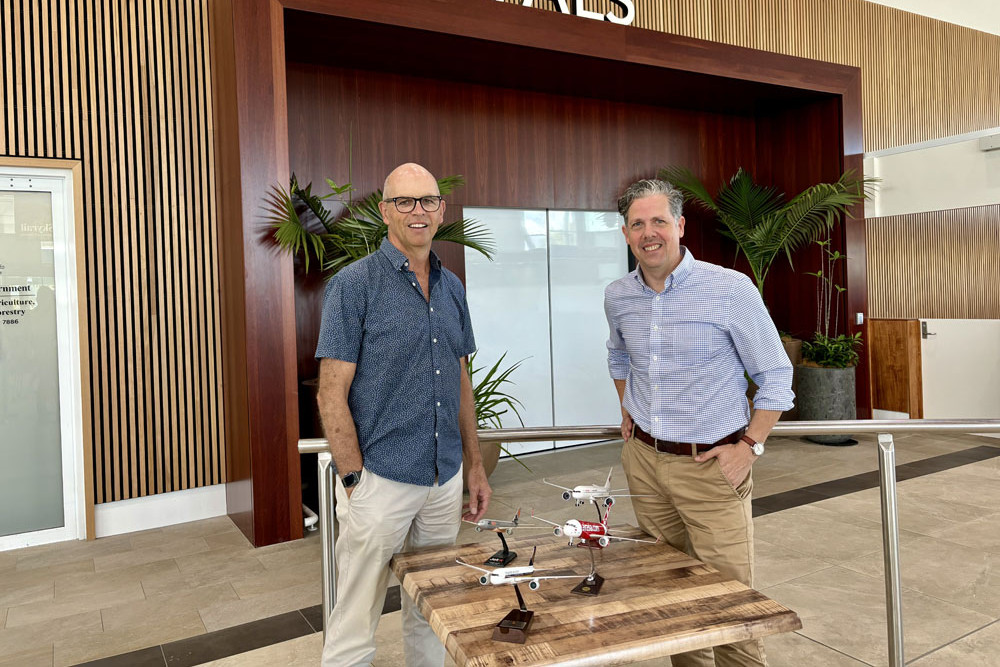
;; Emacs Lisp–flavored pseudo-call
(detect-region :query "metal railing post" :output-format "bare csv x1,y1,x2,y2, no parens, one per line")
317,451,337,637
877,433,904,667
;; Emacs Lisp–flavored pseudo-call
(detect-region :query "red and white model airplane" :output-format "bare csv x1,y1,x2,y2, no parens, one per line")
456,546,579,590
542,468,642,507
532,506,659,549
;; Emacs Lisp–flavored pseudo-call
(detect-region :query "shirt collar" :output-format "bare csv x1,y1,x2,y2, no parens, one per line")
378,237,441,272
632,246,695,292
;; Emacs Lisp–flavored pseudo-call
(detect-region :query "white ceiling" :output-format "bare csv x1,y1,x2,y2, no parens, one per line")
864,0,1000,36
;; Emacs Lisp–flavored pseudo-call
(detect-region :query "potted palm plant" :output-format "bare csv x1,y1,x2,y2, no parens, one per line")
466,351,530,486
798,237,863,444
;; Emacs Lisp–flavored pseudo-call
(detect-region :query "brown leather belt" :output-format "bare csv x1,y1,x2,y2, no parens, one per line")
632,423,746,456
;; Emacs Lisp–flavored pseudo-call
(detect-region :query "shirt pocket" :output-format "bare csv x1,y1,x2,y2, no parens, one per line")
669,320,726,364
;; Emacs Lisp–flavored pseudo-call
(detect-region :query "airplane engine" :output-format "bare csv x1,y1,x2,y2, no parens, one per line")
598,536,610,547
528,579,540,591
604,496,615,507
505,528,514,536
479,575,489,586
475,526,483,532
562,491,571,501
553,526,563,537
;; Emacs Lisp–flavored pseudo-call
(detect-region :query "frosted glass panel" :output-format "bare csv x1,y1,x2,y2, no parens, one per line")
549,210,627,432
465,208,553,454
0,191,64,537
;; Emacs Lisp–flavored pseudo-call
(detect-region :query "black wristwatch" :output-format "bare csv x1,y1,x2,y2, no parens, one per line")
342,469,363,489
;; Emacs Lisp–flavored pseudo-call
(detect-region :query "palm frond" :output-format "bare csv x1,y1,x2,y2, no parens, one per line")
433,219,496,259
658,166,719,214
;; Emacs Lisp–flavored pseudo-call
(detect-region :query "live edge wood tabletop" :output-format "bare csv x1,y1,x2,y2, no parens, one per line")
390,527,802,666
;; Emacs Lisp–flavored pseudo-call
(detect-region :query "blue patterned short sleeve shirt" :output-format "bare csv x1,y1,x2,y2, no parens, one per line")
315,239,477,486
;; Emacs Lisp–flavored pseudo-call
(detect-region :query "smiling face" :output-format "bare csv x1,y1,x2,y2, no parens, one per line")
621,193,685,288
378,163,445,260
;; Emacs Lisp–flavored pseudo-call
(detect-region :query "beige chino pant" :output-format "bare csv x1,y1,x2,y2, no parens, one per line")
321,466,463,667
621,436,766,667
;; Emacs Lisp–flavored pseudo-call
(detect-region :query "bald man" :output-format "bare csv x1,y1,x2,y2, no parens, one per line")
316,163,492,666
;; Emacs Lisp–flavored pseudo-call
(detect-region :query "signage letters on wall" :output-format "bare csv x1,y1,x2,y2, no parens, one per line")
500,0,636,26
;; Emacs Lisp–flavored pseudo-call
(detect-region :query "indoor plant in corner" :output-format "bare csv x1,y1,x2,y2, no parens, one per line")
797,237,863,444
465,350,530,488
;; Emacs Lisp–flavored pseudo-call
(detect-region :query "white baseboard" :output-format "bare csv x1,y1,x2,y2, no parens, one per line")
95,484,228,538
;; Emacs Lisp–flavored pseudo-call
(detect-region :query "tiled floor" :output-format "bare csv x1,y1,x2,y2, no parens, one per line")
2,432,998,666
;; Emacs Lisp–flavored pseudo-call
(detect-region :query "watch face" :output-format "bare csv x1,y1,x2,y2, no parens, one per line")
343,471,361,488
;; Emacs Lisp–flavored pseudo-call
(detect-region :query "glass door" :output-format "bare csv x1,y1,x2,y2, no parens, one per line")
0,165,87,549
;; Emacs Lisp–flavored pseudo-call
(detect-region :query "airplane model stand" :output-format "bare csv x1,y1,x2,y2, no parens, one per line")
571,544,605,596
493,583,534,643
484,532,517,567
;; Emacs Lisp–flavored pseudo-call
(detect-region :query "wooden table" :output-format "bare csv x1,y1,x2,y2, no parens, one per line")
391,528,801,666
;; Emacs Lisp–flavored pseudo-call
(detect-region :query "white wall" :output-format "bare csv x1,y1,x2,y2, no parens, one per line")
865,134,1000,217
920,319,1000,421
864,0,1000,36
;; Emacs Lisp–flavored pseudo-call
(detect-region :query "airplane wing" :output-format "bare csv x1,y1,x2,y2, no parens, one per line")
605,532,661,545
530,511,560,528
542,478,572,492
455,558,492,574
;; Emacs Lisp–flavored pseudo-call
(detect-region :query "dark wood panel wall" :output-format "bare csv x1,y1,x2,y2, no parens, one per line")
287,64,763,431
1,0,224,506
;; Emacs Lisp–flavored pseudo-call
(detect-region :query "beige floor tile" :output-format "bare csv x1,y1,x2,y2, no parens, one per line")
255,537,321,571
14,535,133,571
754,538,836,590
0,551,16,572
0,607,5,628
198,581,321,632
0,610,102,656
933,511,1000,554
0,579,53,609
753,503,885,564
101,581,239,631
229,562,321,598
55,559,178,601
763,565,993,667
5,575,145,628
172,541,260,576
139,547,265,597
204,529,253,549
52,611,205,667
92,535,212,572
763,631,871,666
0,559,94,594
839,532,1000,616
129,516,241,549
0,645,53,667
910,619,1000,666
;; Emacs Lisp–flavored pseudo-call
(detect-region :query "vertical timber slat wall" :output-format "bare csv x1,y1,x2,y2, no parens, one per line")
867,205,1000,320
504,0,1000,152
0,0,224,504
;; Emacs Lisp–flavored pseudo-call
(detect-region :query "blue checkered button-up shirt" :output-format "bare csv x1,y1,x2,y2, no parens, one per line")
316,239,477,486
605,247,793,443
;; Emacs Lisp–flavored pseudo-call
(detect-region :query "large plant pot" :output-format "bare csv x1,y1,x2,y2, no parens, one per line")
796,364,856,444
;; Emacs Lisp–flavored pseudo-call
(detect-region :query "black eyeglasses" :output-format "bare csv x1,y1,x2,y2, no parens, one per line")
383,195,444,213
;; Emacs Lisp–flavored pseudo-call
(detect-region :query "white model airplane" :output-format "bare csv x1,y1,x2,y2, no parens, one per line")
456,546,580,590
464,508,527,535
532,506,660,549
543,468,641,507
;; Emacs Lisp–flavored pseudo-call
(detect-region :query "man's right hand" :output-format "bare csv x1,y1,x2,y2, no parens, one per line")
620,409,634,441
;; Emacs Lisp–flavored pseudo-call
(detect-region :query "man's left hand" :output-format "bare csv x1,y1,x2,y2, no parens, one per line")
694,442,756,488
462,463,493,523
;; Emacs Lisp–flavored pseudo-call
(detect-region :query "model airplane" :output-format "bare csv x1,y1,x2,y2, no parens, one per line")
465,508,528,535
542,468,644,507
532,506,659,549
456,546,580,590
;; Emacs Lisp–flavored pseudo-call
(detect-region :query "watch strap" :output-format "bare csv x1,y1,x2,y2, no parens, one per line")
739,435,764,455
342,469,363,488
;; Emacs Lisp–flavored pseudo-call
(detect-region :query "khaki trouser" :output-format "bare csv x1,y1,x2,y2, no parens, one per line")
321,467,463,667
621,436,766,667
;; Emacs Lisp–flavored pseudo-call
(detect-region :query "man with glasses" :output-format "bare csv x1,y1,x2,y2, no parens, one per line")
316,163,492,666
605,178,793,667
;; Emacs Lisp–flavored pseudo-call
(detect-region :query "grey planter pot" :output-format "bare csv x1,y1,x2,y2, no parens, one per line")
796,364,857,445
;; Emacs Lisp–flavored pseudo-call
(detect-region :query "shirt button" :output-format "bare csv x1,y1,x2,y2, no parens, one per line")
652,355,658,361
430,307,434,312
652,325,659,330
433,338,438,343
437,401,441,407
435,432,439,438
435,369,440,375
411,282,416,287
653,416,660,422
652,385,658,390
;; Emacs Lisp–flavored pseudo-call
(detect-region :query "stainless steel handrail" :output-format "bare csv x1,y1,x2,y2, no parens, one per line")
301,419,1000,666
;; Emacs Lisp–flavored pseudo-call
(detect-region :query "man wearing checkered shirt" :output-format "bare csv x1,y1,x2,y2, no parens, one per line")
605,178,793,667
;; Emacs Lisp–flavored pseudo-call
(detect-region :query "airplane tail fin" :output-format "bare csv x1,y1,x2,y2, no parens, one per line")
605,467,613,488
513,508,521,524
